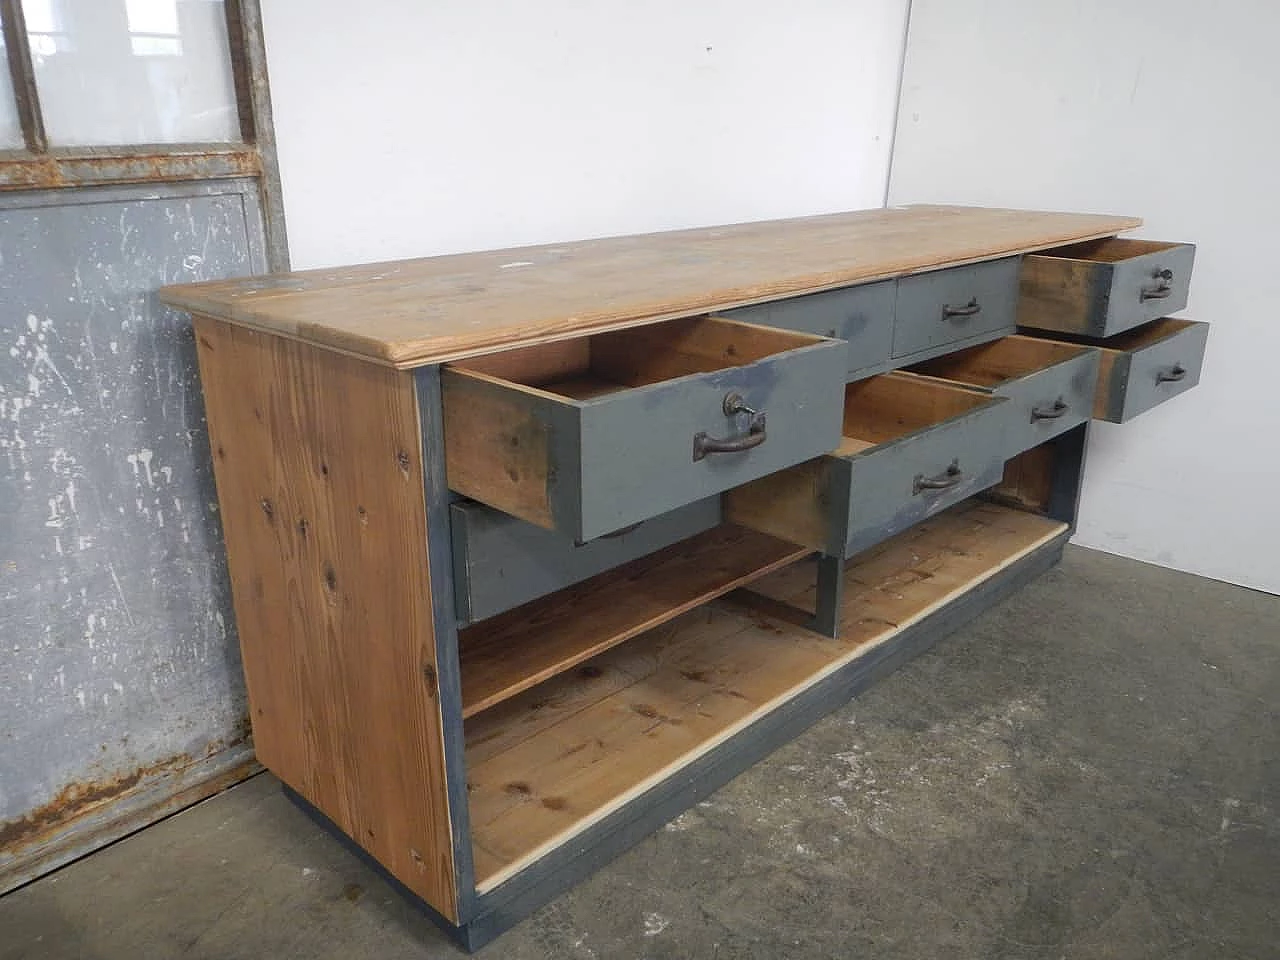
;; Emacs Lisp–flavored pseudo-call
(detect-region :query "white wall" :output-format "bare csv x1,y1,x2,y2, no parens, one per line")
260,0,910,271
890,0,1280,593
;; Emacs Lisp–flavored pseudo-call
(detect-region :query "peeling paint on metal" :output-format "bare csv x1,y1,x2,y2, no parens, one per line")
0,180,267,892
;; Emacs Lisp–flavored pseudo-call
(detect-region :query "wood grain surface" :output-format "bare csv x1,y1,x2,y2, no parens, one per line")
193,317,460,919
161,206,1139,368
458,525,809,718
463,501,1066,891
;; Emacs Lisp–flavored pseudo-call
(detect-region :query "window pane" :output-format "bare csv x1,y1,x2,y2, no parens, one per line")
0,35,23,148
23,0,240,146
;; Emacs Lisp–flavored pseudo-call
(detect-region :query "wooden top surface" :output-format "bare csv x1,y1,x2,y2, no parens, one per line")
159,205,1140,368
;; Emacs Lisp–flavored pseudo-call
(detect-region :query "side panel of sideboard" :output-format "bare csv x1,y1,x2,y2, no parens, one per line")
192,318,461,920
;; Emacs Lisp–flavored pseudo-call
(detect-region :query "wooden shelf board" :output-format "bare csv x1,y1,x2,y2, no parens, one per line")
464,500,1067,893
458,525,812,719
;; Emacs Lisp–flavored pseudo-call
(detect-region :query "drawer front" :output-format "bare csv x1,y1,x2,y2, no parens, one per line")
1093,318,1208,423
1019,239,1196,337
909,336,1100,455
993,346,1098,452
893,257,1020,358
725,374,1008,559
577,345,845,539
838,402,1007,557
443,317,848,541
451,497,721,624
723,282,896,376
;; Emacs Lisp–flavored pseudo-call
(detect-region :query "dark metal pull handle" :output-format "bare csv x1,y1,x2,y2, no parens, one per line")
1031,397,1069,422
1140,267,1175,302
913,459,963,495
1157,364,1187,384
942,298,982,320
693,421,766,460
693,392,767,461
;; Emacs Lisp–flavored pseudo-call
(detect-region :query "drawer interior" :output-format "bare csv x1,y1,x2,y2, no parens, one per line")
907,335,1090,387
1033,237,1187,264
1085,315,1199,353
450,316,823,399
837,372,995,453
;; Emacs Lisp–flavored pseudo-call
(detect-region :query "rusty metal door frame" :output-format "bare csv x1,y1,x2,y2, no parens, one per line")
0,0,288,270
0,0,287,893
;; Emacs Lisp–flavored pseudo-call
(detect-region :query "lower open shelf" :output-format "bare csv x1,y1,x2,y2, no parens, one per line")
463,500,1067,893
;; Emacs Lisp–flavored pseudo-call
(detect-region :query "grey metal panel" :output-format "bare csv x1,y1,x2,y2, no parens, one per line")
1102,320,1209,423
892,257,1020,358
571,340,846,541
976,348,1100,455
835,397,1009,557
0,179,266,892
722,281,896,376
452,497,722,625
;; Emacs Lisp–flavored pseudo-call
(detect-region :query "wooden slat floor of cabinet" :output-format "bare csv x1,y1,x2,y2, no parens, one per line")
458,525,810,718
464,500,1067,892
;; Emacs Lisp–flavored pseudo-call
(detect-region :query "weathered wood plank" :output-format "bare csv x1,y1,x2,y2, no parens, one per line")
458,525,810,718
193,317,459,919
161,207,1140,367
464,501,1066,892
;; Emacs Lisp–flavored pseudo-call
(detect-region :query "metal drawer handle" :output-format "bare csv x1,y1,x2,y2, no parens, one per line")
1140,268,1175,302
913,459,963,495
1157,364,1187,384
942,298,982,320
1031,397,1069,422
693,392,767,461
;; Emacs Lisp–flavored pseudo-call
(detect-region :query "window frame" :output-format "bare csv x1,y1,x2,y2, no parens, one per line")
0,0,286,268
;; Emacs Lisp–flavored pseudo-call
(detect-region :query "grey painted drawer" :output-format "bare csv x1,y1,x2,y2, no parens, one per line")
442,316,847,541
451,497,721,624
1019,238,1196,337
1080,318,1208,423
892,257,1020,358
719,281,896,377
907,335,1100,455
725,372,1007,559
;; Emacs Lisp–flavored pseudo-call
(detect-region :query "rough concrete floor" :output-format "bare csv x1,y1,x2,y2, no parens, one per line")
3,545,1277,959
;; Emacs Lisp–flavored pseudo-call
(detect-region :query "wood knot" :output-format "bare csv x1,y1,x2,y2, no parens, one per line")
421,663,437,696
323,566,337,591
396,450,411,472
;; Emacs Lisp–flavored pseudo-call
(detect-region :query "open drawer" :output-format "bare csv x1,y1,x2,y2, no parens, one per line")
1025,318,1208,423
1019,237,1196,337
442,316,847,541
726,372,1008,558
907,335,1099,454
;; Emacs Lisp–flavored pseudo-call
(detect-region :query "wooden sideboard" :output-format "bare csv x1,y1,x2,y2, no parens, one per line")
160,205,1206,950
